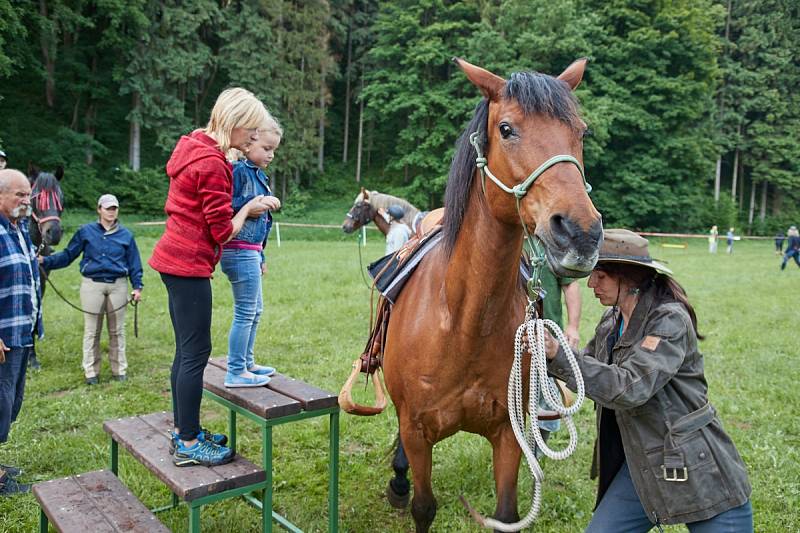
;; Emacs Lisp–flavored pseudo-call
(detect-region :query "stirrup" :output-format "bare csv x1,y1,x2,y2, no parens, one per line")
338,358,387,416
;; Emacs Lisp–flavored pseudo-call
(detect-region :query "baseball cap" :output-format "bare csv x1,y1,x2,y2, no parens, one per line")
97,194,119,208
0,150,6,159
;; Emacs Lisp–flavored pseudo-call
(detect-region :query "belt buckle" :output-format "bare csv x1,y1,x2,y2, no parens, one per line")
662,465,688,482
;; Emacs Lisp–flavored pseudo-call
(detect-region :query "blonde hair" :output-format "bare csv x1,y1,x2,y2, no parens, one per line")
259,114,284,138
204,88,272,153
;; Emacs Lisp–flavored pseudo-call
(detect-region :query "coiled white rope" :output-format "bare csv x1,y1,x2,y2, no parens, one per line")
477,313,586,532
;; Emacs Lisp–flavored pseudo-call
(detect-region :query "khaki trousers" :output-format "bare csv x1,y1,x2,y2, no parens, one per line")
80,277,129,378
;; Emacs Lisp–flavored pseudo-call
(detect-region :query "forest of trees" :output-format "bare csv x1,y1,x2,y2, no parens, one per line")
0,0,797,233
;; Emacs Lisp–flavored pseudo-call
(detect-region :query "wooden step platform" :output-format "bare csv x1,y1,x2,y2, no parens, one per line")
34,469,169,532
204,357,338,418
103,411,265,502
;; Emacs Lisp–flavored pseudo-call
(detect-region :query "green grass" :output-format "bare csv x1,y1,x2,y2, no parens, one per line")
0,227,797,532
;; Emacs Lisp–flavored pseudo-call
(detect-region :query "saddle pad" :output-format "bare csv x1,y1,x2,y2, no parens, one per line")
368,230,444,304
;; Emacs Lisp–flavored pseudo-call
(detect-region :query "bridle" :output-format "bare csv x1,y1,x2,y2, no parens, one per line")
469,130,592,301
345,201,375,228
30,188,63,238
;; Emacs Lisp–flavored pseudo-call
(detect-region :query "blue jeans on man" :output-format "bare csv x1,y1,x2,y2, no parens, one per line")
0,347,30,443
586,461,753,532
220,249,264,375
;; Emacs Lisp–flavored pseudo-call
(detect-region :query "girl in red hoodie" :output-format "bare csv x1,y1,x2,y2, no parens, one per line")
150,88,273,467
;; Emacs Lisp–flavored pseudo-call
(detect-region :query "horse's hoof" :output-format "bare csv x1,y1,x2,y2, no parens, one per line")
386,480,410,509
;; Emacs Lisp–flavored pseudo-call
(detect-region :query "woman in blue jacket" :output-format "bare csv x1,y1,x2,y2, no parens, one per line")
41,194,143,384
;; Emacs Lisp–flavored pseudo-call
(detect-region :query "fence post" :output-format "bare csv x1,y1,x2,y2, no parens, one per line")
360,226,366,247
275,223,281,247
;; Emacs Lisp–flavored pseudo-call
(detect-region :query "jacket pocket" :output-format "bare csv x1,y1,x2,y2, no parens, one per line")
645,430,730,517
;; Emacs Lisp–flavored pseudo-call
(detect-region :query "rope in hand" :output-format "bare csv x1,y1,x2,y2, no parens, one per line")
44,275,140,338
472,308,585,532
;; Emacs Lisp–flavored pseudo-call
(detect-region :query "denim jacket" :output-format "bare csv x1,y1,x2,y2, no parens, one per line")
231,160,273,248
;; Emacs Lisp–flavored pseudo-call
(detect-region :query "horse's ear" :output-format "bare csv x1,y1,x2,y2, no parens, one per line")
557,58,588,91
27,163,39,179
453,57,505,100
363,189,370,200
55,165,64,180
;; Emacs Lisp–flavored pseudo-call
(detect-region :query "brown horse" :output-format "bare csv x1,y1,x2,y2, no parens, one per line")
341,189,392,236
381,58,602,532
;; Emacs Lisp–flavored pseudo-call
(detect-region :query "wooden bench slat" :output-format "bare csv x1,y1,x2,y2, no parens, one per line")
103,412,265,501
34,470,169,532
203,363,303,419
208,357,338,412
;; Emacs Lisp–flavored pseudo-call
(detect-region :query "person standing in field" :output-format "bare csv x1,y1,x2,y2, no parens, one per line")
708,225,718,254
544,229,753,532
220,119,283,388
383,205,412,255
780,226,800,270
0,169,41,497
40,194,143,385
774,231,785,255
726,227,735,254
149,87,274,468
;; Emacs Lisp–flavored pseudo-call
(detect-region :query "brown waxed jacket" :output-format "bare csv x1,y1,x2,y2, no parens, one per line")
548,289,751,525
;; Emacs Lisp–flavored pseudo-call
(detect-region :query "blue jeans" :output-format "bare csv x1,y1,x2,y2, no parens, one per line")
220,249,263,375
0,347,31,443
587,462,753,533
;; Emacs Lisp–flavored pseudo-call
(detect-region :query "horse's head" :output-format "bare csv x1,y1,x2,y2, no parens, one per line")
454,58,602,277
342,187,375,234
27,164,65,249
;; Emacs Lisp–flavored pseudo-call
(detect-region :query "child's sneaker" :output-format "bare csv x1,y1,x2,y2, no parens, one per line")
248,364,276,377
169,429,228,455
224,371,270,388
172,433,234,467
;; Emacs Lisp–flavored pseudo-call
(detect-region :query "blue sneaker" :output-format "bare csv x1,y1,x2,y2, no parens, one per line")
224,371,270,388
173,433,234,467
169,429,228,455
248,364,276,376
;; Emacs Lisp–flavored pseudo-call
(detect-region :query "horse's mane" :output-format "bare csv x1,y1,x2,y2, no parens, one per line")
367,192,420,219
31,172,64,213
442,71,581,255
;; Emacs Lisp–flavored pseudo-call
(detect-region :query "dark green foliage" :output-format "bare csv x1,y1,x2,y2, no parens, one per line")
0,0,796,232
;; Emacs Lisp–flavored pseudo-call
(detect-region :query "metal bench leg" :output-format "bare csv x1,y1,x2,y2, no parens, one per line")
189,503,201,533
39,509,48,533
329,411,339,533
110,438,118,474
229,409,237,453
263,424,272,533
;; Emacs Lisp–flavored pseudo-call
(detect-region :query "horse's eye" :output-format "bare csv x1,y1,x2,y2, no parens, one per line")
499,123,514,139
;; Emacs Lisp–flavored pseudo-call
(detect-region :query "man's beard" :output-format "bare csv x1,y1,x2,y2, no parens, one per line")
11,205,33,218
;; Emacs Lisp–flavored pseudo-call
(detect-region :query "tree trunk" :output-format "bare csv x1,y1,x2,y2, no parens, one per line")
355,89,364,183
129,91,141,171
738,156,745,211
759,180,768,223
714,156,721,203
39,0,56,107
318,66,325,173
747,178,756,228
731,148,739,204
342,23,352,164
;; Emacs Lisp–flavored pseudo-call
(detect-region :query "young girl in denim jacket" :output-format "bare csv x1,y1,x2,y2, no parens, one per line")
221,119,283,387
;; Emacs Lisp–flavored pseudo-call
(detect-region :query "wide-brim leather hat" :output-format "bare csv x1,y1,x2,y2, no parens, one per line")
597,228,672,275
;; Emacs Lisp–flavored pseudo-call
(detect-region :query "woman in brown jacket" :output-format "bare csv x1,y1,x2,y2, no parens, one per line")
546,229,753,532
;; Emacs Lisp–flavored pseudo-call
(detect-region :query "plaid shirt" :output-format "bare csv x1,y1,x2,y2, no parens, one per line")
0,214,42,348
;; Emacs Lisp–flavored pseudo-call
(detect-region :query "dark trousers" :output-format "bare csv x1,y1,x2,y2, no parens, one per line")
161,273,212,441
0,347,30,443
782,248,800,269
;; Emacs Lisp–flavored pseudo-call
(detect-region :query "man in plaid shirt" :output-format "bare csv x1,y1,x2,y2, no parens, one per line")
0,169,41,497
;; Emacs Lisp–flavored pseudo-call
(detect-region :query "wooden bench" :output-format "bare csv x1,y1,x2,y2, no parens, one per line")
103,411,267,532
202,357,340,532
34,469,169,532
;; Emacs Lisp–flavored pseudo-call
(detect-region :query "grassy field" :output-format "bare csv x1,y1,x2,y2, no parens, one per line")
0,220,797,532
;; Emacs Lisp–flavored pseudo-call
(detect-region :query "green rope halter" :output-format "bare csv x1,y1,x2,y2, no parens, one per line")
468,131,592,307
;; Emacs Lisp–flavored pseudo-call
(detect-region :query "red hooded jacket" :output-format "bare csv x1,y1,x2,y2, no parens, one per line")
149,130,234,277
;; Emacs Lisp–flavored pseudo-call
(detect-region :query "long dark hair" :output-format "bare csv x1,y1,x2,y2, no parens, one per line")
596,263,704,340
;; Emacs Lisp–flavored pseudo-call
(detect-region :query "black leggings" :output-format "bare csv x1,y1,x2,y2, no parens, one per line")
161,273,212,441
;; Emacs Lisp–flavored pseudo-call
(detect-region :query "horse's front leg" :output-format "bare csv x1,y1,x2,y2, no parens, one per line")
400,421,437,533
490,424,521,528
